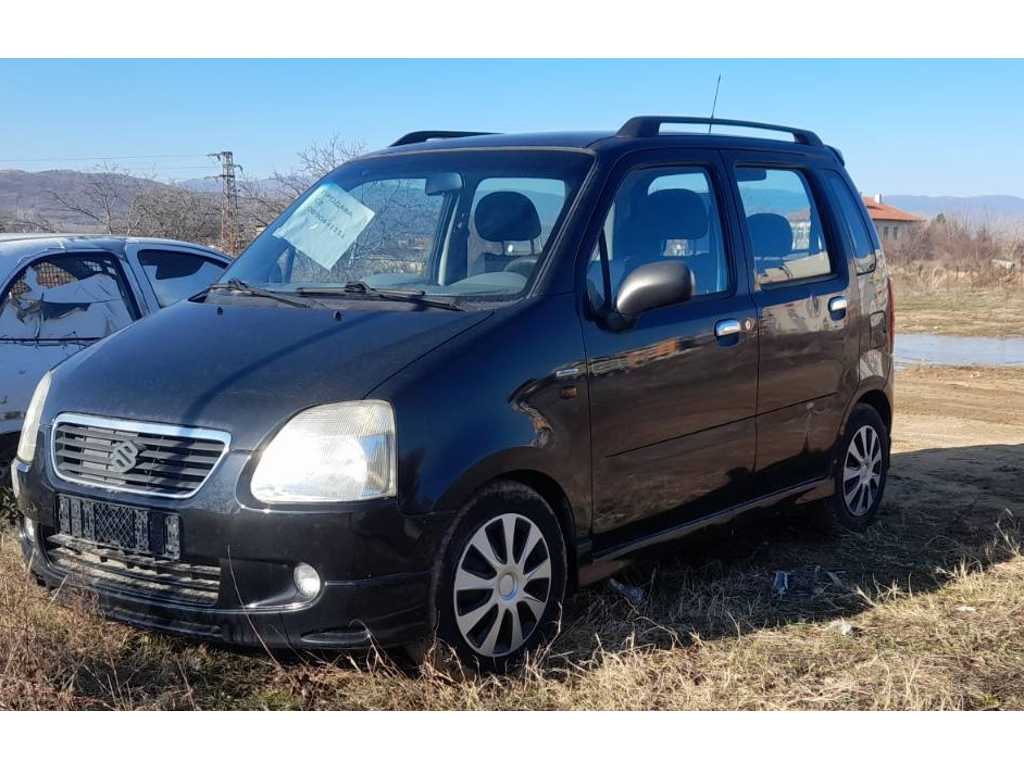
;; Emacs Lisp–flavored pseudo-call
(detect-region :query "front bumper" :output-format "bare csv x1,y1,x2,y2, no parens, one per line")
12,454,453,650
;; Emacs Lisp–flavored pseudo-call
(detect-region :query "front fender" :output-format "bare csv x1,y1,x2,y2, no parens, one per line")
373,295,592,537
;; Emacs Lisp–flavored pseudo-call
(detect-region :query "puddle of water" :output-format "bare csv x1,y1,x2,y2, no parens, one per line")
895,333,1024,368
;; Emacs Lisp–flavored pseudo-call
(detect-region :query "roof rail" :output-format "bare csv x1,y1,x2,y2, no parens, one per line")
390,130,496,147
616,116,823,146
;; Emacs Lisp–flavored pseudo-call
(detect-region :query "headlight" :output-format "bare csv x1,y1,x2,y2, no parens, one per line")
250,401,396,503
16,370,52,464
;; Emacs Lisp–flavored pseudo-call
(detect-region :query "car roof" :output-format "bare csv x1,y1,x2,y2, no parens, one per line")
369,117,842,164
0,233,229,262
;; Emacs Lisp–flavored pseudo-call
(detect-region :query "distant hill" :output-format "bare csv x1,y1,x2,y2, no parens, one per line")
883,195,1024,229
0,169,173,230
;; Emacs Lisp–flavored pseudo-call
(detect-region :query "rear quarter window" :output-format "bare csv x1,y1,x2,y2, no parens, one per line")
825,171,878,274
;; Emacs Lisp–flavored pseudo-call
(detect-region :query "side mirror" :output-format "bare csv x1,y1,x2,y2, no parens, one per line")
613,261,694,322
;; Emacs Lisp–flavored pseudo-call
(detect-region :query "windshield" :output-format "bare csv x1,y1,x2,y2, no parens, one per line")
225,150,593,303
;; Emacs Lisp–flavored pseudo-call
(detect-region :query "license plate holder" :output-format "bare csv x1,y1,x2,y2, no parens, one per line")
55,495,181,560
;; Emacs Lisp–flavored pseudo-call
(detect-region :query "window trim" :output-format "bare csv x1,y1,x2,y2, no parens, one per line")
732,163,841,291
0,251,141,341
584,159,739,310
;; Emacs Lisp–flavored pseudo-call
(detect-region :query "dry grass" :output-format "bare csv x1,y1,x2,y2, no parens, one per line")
2,365,1024,710
892,270,1024,336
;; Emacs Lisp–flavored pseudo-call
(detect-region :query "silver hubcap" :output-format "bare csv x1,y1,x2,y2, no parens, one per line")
453,513,552,658
843,425,883,516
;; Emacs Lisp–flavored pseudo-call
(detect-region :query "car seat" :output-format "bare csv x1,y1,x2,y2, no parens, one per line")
745,212,793,276
471,191,542,276
623,189,711,292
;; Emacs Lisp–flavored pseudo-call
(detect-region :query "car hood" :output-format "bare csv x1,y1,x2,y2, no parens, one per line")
47,298,490,449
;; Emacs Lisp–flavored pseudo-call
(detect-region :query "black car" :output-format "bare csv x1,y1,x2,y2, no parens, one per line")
11,116,894,670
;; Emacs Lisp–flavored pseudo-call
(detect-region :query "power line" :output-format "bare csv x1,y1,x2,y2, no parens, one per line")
0,153,210,163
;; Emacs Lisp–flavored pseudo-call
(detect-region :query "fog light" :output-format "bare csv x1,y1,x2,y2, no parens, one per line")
23,517,35,541
293,563,321,598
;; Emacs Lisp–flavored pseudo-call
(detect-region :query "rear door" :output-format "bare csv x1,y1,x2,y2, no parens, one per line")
581,149,759,543
722,151,855,492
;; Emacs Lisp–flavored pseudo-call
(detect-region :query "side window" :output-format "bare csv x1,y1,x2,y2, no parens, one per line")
589,167,730,306
138,250,227,307
825,172,876,274
736,167,832,285
466,177,567,278
0,254,137,340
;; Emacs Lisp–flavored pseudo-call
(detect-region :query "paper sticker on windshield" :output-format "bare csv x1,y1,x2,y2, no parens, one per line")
272,183,375,270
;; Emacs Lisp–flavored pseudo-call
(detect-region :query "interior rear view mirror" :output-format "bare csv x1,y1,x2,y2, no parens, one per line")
425,172,464,196
735,167,768,182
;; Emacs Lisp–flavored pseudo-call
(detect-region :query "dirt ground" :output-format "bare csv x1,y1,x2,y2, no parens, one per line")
2,364,1023,709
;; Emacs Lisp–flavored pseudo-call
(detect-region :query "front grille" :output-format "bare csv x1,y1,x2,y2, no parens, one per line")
52,414,229,498
45,533,221,606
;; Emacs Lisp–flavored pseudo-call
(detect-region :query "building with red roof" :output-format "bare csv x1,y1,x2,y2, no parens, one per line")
862,194,926,242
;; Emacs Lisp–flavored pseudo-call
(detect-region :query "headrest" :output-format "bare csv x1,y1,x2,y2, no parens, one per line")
634,189,709,242
746,213,793,261
474,191,542,242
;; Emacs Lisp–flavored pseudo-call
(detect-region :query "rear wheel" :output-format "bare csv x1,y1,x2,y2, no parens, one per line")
826,404,889,531
435,482,567,672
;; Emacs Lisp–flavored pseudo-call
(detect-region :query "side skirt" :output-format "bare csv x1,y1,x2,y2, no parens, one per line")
586,476,834,565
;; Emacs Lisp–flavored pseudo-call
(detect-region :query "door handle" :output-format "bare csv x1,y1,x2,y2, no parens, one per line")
828,296,848,316
715,319,742,338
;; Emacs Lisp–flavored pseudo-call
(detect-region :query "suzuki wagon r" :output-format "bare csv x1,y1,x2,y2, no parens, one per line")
11,116,895,670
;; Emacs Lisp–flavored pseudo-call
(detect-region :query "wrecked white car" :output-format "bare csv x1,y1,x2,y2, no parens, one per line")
0,234,229,463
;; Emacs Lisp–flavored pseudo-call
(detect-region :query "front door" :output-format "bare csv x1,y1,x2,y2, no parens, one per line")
722,154,854,492
581,152,758,543
0,252,140,445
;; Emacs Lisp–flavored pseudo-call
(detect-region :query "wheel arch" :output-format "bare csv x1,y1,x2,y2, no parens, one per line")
451,469,580,593
832,382,893,472
854,387,893,434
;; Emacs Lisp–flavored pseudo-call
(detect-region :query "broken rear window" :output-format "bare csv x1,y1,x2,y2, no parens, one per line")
0,254,138,340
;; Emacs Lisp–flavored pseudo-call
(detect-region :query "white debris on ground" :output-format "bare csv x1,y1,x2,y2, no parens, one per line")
829,619,857,636
608,578,646,605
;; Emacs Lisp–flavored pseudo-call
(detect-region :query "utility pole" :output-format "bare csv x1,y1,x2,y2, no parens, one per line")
209,150,242,256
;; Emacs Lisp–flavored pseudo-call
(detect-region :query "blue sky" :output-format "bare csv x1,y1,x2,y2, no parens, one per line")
1,59,1022,196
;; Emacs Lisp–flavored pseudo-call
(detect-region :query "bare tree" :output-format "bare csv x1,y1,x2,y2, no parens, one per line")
41,163,222,245
1,208,59,233
47,163,151,234
132,185,220,243
238,134,367,231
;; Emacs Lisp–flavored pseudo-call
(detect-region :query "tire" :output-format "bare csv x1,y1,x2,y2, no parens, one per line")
434,481,568,673
825,403,890,531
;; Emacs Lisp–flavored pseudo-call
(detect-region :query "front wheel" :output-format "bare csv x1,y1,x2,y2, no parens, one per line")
826,404,890,531
434,482,567,672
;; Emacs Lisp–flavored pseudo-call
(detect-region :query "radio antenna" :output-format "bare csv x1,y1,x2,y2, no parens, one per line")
708,74,722,134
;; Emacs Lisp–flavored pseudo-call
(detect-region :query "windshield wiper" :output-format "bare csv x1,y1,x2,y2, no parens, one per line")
295,281,464,311
206,279,315,308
